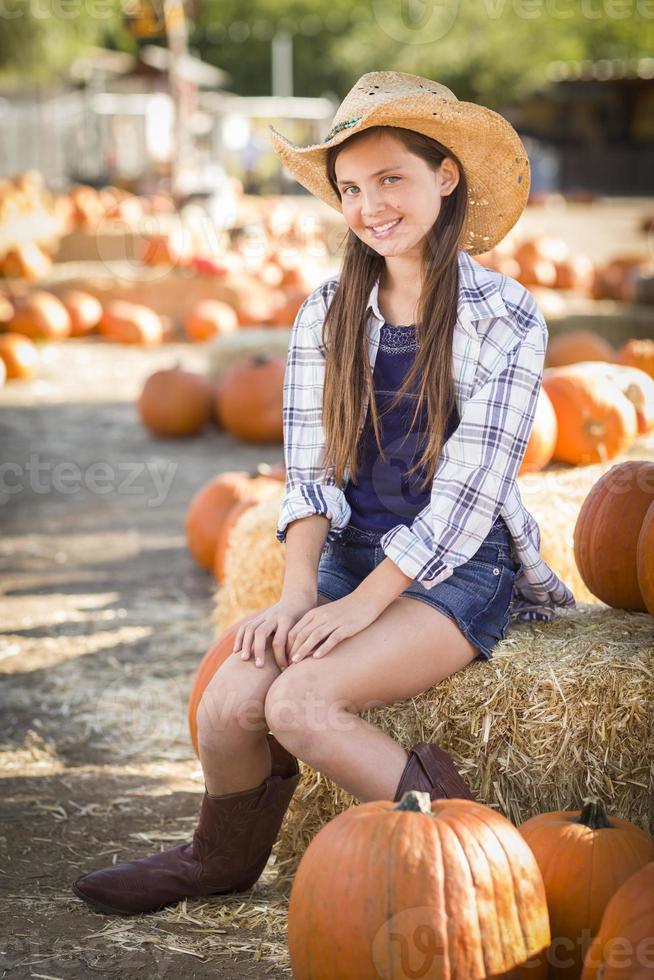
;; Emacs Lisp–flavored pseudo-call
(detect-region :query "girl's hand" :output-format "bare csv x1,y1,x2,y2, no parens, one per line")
287,593,381,663
232,594,318,672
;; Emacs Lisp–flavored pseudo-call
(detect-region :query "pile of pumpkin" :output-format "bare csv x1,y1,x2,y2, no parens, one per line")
184,619,654,979
478,233,653,305
0,170,69,282
518,334,654,473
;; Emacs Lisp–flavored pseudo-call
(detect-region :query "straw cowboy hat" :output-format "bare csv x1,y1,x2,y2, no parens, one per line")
268,70,531,255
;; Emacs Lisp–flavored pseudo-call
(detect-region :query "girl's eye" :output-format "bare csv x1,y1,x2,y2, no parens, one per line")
342,176,400,196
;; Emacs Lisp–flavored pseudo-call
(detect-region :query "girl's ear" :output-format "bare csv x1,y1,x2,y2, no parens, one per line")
438,157,460,197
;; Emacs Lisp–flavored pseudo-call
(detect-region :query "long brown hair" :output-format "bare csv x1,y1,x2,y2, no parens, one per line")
320,125,469,494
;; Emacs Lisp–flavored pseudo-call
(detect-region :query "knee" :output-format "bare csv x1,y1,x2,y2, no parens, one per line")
264,667,352,755
196,660,267,754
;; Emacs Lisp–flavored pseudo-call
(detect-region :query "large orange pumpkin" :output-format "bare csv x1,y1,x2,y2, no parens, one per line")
616,339,654,381
186,616,257,756
185,468,282,571
573,461,654,610
215,353,285,443
545,331,615,369
519,799,654,980
581,861,654,980
184,299,239,342
59,289,103,337
0,333,39,380
518,386,558,474
9,290,71,340
289,791,551,980
137,367,213,438
636,500,654,617
99,300,163,345
542,368,638,465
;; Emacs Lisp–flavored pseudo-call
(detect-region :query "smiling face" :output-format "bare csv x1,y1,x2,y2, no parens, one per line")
333,129,460,260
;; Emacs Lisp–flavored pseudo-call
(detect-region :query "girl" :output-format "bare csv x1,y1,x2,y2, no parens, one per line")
72,71,576,917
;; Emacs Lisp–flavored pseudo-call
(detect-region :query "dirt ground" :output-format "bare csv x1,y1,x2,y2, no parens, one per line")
0,340,291,978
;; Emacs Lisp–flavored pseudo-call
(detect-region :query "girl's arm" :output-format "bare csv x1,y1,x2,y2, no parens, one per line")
375,304,548,594
276,279,351,548
281,513,330,602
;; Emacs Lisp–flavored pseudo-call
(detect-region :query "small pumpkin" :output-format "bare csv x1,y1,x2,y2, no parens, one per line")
185,467,282,571
615,339,654,381
0,332,39,380
215,353,285,443
9,290,71,341
581,861,654,980
542,368,638,465
59,289,103,337
289,791,550,980
137,366,213,438
99,300,163,345
519,798,654,980
184,299,239,343
573,461,654,611
518,386,558,474
565,361,654,434
0,241,52,280
545,331,615,369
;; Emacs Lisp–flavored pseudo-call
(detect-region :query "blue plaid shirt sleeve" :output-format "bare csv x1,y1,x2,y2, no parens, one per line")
378,306,548,587
275,284,351,545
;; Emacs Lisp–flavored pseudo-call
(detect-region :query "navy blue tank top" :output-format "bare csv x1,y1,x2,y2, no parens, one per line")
344,322,460,539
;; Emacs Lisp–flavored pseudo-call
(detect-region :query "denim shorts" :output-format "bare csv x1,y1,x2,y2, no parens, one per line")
316,517,524,662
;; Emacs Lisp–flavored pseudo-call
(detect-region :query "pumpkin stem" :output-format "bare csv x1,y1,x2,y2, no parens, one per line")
575,797,613,830
251,352,270,366
394,790,432,814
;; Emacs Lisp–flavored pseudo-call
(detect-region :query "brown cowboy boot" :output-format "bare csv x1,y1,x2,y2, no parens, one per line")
72,733,300,916
393,742,475,803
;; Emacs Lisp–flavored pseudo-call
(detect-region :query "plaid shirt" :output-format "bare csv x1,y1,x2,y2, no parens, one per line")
276,248,577,623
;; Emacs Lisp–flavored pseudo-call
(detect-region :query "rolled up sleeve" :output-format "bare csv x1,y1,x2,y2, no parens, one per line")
276,280,351,545
379,310,548,587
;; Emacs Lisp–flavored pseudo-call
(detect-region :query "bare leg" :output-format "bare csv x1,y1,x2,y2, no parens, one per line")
196,649,281,795
265,596,479,802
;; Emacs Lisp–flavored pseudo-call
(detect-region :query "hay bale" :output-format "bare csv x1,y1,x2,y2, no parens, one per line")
213,495,285,630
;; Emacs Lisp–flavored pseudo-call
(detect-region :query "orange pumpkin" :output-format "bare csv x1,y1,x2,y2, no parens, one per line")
615,339,654,381
0,333,39,380
0,292,14,325
566,361,654,434
0,242,52,280
545,331,615,369
59,289,103,337
581,861,654,980
519,798,654,980
0,357,5,386
9,291,71,340
186,617,257,756
573,461,654,610
267,286,308,328
553,254,595,294
184,299,239,342
137,367,213,438
185,469,281,571
636,500,654,617
99,300,163,345
542,368,638,465
216,353,285,443
289,791,550,980
518,386,558,474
